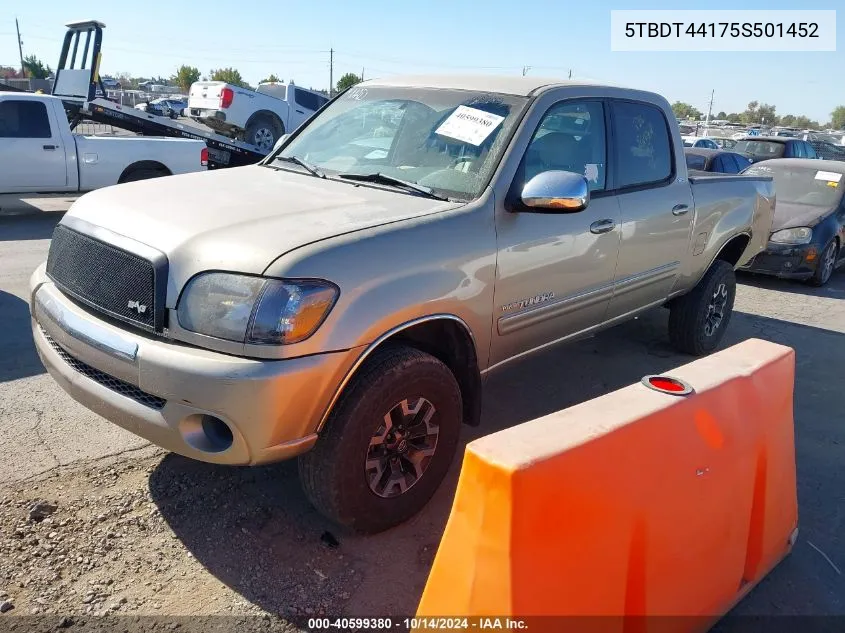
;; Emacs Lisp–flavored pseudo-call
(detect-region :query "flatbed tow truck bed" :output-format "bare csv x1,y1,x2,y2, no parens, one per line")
53,20,266,170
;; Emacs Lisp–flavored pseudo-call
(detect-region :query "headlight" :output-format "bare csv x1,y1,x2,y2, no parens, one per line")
769,227,812,245
177,272,338,345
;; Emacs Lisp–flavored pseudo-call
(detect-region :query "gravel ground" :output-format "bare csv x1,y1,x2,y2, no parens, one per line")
0,451,355,630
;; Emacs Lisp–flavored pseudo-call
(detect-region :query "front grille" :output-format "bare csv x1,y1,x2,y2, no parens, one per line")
42,330,166,410
46,225,164,332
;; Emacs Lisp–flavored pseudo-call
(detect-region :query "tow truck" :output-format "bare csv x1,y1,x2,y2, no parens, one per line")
51,20,267,169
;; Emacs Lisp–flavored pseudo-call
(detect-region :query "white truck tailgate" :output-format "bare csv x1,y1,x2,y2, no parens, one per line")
189,82,226,109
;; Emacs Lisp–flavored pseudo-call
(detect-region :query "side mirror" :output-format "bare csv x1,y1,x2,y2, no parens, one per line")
272,134,291,153
520,170,590,212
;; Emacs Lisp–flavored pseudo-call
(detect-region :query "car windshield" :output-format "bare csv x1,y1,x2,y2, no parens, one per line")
744,164,845,207
734,140,786,158
271,86,529,200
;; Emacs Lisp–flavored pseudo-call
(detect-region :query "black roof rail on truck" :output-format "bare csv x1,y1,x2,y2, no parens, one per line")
51,20,265,169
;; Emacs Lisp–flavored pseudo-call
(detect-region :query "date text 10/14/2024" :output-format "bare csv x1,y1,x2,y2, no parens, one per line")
307,618,529,630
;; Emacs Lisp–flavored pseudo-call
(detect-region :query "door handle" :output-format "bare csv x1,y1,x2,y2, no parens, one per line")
43,144,58,151
589,219,616,234
672,204,690,216
295,109,305,114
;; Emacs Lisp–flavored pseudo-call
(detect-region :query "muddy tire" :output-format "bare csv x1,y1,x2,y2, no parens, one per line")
668,260,736,356
299,345,462,534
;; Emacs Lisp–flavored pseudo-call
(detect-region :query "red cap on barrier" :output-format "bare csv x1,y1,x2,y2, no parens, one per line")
641,375,694,396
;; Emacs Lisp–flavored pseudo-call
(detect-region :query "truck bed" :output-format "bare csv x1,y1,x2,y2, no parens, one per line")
682,172,776,286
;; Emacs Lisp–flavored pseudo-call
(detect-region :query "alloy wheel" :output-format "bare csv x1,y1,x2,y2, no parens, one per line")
704,282,728,337
365,397,439,498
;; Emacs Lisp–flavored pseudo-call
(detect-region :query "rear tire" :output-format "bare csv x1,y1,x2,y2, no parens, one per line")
668,260,736,356
118,168,168,183
299,344,462,534
808,239,838,287
244,115,282,153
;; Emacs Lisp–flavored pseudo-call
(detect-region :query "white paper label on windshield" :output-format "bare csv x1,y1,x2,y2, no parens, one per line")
435,106,505,146
815,170,842,183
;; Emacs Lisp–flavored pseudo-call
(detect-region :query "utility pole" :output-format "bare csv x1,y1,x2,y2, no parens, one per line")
361,67,364,82
16,18,26,77
568,69,572,79
705,89,715,129
522,66,531,76
328,48,334,97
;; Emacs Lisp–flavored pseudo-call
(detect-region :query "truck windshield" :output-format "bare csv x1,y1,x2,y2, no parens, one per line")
272,86,529,200
745,164,844,207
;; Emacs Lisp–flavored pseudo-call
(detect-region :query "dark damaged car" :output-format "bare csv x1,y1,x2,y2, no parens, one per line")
740,159,845,286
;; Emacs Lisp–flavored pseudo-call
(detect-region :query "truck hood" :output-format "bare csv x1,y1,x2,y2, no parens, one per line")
771,201,835,231
63,166,460,303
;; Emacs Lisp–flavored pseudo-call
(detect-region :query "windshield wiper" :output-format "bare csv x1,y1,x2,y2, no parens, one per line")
274,155,325,178
337,172,448,200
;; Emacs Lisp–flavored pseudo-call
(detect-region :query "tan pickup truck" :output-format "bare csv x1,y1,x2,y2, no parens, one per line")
30,76,775,532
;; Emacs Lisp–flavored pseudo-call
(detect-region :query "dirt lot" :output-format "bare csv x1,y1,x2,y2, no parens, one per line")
1,214,844,631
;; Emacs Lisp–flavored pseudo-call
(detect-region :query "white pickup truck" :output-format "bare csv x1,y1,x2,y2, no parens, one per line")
0,91,207,196
187,81,328,152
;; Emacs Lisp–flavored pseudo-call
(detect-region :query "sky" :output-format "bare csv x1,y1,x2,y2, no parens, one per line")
2,0,842,122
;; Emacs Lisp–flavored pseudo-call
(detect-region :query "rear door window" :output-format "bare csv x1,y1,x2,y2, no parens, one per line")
294,89,321,112
611,101,672,188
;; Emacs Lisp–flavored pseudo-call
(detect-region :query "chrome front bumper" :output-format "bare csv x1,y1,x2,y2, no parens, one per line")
30,265,358,465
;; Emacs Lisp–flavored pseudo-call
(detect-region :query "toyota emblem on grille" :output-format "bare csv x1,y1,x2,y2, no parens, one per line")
127,300,148,314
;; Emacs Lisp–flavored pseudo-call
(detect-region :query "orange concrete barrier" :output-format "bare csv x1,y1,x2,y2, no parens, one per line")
417,339,797,632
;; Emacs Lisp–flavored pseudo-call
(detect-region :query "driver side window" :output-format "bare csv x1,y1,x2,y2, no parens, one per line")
523,101,607,191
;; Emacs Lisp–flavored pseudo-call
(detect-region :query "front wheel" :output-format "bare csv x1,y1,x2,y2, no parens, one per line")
299,345,462,533
668,260,736,356
808,240,838,287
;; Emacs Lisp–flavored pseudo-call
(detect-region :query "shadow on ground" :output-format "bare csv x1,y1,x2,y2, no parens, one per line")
150,306,845,618
0,289,44,382
738,268,845,300
0,213,61,242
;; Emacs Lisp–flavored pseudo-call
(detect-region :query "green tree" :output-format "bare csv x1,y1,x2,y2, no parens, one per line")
22,54,51,79
726,113,742,123
831,106,845,130
741,101,778,125
670,101,702,120
336,72,361,93
210,67,250,88
260,74,281,83
780,114,796,127
172,65,200,92
116,72,139,90
716,111,727,120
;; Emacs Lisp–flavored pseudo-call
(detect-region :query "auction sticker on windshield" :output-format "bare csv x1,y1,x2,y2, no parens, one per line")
815,171,842,184
435,106,505,146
